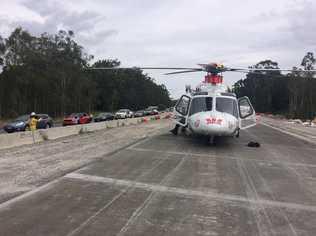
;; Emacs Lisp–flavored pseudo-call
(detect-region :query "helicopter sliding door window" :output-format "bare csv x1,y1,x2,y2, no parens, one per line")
238,96,256,129
238,97,253,118
189,97,213,115
175,95,191,125
216,97,238,118
175,95,190,116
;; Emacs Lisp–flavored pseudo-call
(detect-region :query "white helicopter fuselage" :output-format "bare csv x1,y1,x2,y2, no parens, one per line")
173,82,256,137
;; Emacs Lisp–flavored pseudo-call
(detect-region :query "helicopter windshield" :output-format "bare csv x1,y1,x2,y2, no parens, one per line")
189,97,213,115
216,97,238,118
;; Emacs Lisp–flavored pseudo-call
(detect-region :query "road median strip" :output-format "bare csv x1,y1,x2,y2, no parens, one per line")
0,114,169,150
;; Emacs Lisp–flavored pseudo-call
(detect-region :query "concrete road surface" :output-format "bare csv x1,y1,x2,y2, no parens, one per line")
0,124,316,235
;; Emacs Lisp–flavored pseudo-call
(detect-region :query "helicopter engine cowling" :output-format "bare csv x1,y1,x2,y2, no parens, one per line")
187,111,238,136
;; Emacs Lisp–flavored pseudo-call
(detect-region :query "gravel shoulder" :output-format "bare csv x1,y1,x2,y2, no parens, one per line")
0,119,172,204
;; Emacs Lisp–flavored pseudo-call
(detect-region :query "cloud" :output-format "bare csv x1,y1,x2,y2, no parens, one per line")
285,1,316,45
2,0,117,49
79,29,118,45
1,0,316,98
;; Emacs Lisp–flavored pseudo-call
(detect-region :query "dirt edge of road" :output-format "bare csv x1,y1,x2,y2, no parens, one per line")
0,136,148,210
0,119,172,205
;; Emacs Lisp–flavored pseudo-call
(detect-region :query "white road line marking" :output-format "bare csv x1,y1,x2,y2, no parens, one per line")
66,189,127,236
261,122,316,144
250,161,298,236
116,191,155,235
127,147,316,168
65,173,316,213
237,159,276,235
117,154,188,235
0,178,61,211
69,150,174,235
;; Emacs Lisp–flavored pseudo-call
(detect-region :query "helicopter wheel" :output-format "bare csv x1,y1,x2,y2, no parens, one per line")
170,124,179,135
205,136,217,145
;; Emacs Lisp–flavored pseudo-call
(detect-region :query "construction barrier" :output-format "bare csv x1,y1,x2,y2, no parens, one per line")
0,115,164,150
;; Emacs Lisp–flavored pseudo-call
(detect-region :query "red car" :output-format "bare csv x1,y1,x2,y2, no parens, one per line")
63,113,92,126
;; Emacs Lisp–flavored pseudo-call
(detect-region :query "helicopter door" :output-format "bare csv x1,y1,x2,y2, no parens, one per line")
174,95,191,126
238,96,256,129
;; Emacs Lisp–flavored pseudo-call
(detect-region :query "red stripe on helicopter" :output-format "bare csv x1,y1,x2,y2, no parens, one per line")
204,75,223,84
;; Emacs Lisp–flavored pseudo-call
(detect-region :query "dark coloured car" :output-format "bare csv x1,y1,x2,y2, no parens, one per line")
94,112,115,122
134,110,145,117
37,114,54,129
3,114,53,133
63,113,92,126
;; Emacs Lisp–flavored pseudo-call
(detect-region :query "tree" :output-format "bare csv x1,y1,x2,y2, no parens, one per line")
301,52,316,70
233,60,287,113
89,60,171,111
286,52,316,119
0,35,4,66
0,28,94,117
0,27,171,118
233,56,316,119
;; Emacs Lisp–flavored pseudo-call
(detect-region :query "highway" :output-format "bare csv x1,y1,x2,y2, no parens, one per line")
0,122,316,235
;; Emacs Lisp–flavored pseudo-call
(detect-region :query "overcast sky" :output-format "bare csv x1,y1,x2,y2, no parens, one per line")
1,0,315,98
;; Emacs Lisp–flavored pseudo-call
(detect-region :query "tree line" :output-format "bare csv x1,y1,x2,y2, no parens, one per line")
233,55,316,120
0,28,171,118
1,27,314,120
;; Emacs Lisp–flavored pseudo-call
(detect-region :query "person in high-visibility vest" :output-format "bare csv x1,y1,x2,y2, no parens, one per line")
29,112,38,131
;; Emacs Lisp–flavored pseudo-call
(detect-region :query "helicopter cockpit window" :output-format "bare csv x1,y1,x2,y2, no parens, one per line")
175,95,190,116
216,97,238,118
189,97,213,115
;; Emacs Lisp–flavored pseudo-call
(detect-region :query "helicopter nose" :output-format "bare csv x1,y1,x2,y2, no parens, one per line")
189,111,237,136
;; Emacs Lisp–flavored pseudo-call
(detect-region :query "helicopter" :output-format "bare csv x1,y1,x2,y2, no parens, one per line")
90,62,316,144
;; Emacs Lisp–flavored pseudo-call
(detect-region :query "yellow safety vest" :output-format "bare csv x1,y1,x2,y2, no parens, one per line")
29,117,38,131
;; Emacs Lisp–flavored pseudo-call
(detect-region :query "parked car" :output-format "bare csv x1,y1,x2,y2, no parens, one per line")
134,110,146,117
63,113,92,126
37,114,54,129
115,109,133,119
165,107,174,112
3,114,53,133
144,108,159,116
94,112,115,122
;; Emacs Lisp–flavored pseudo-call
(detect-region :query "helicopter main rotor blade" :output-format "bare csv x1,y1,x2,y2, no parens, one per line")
228,68,316,73
225,68,248,72
248,69,316,72
87,65,316,75
164,69,204,75
88,67,202,70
